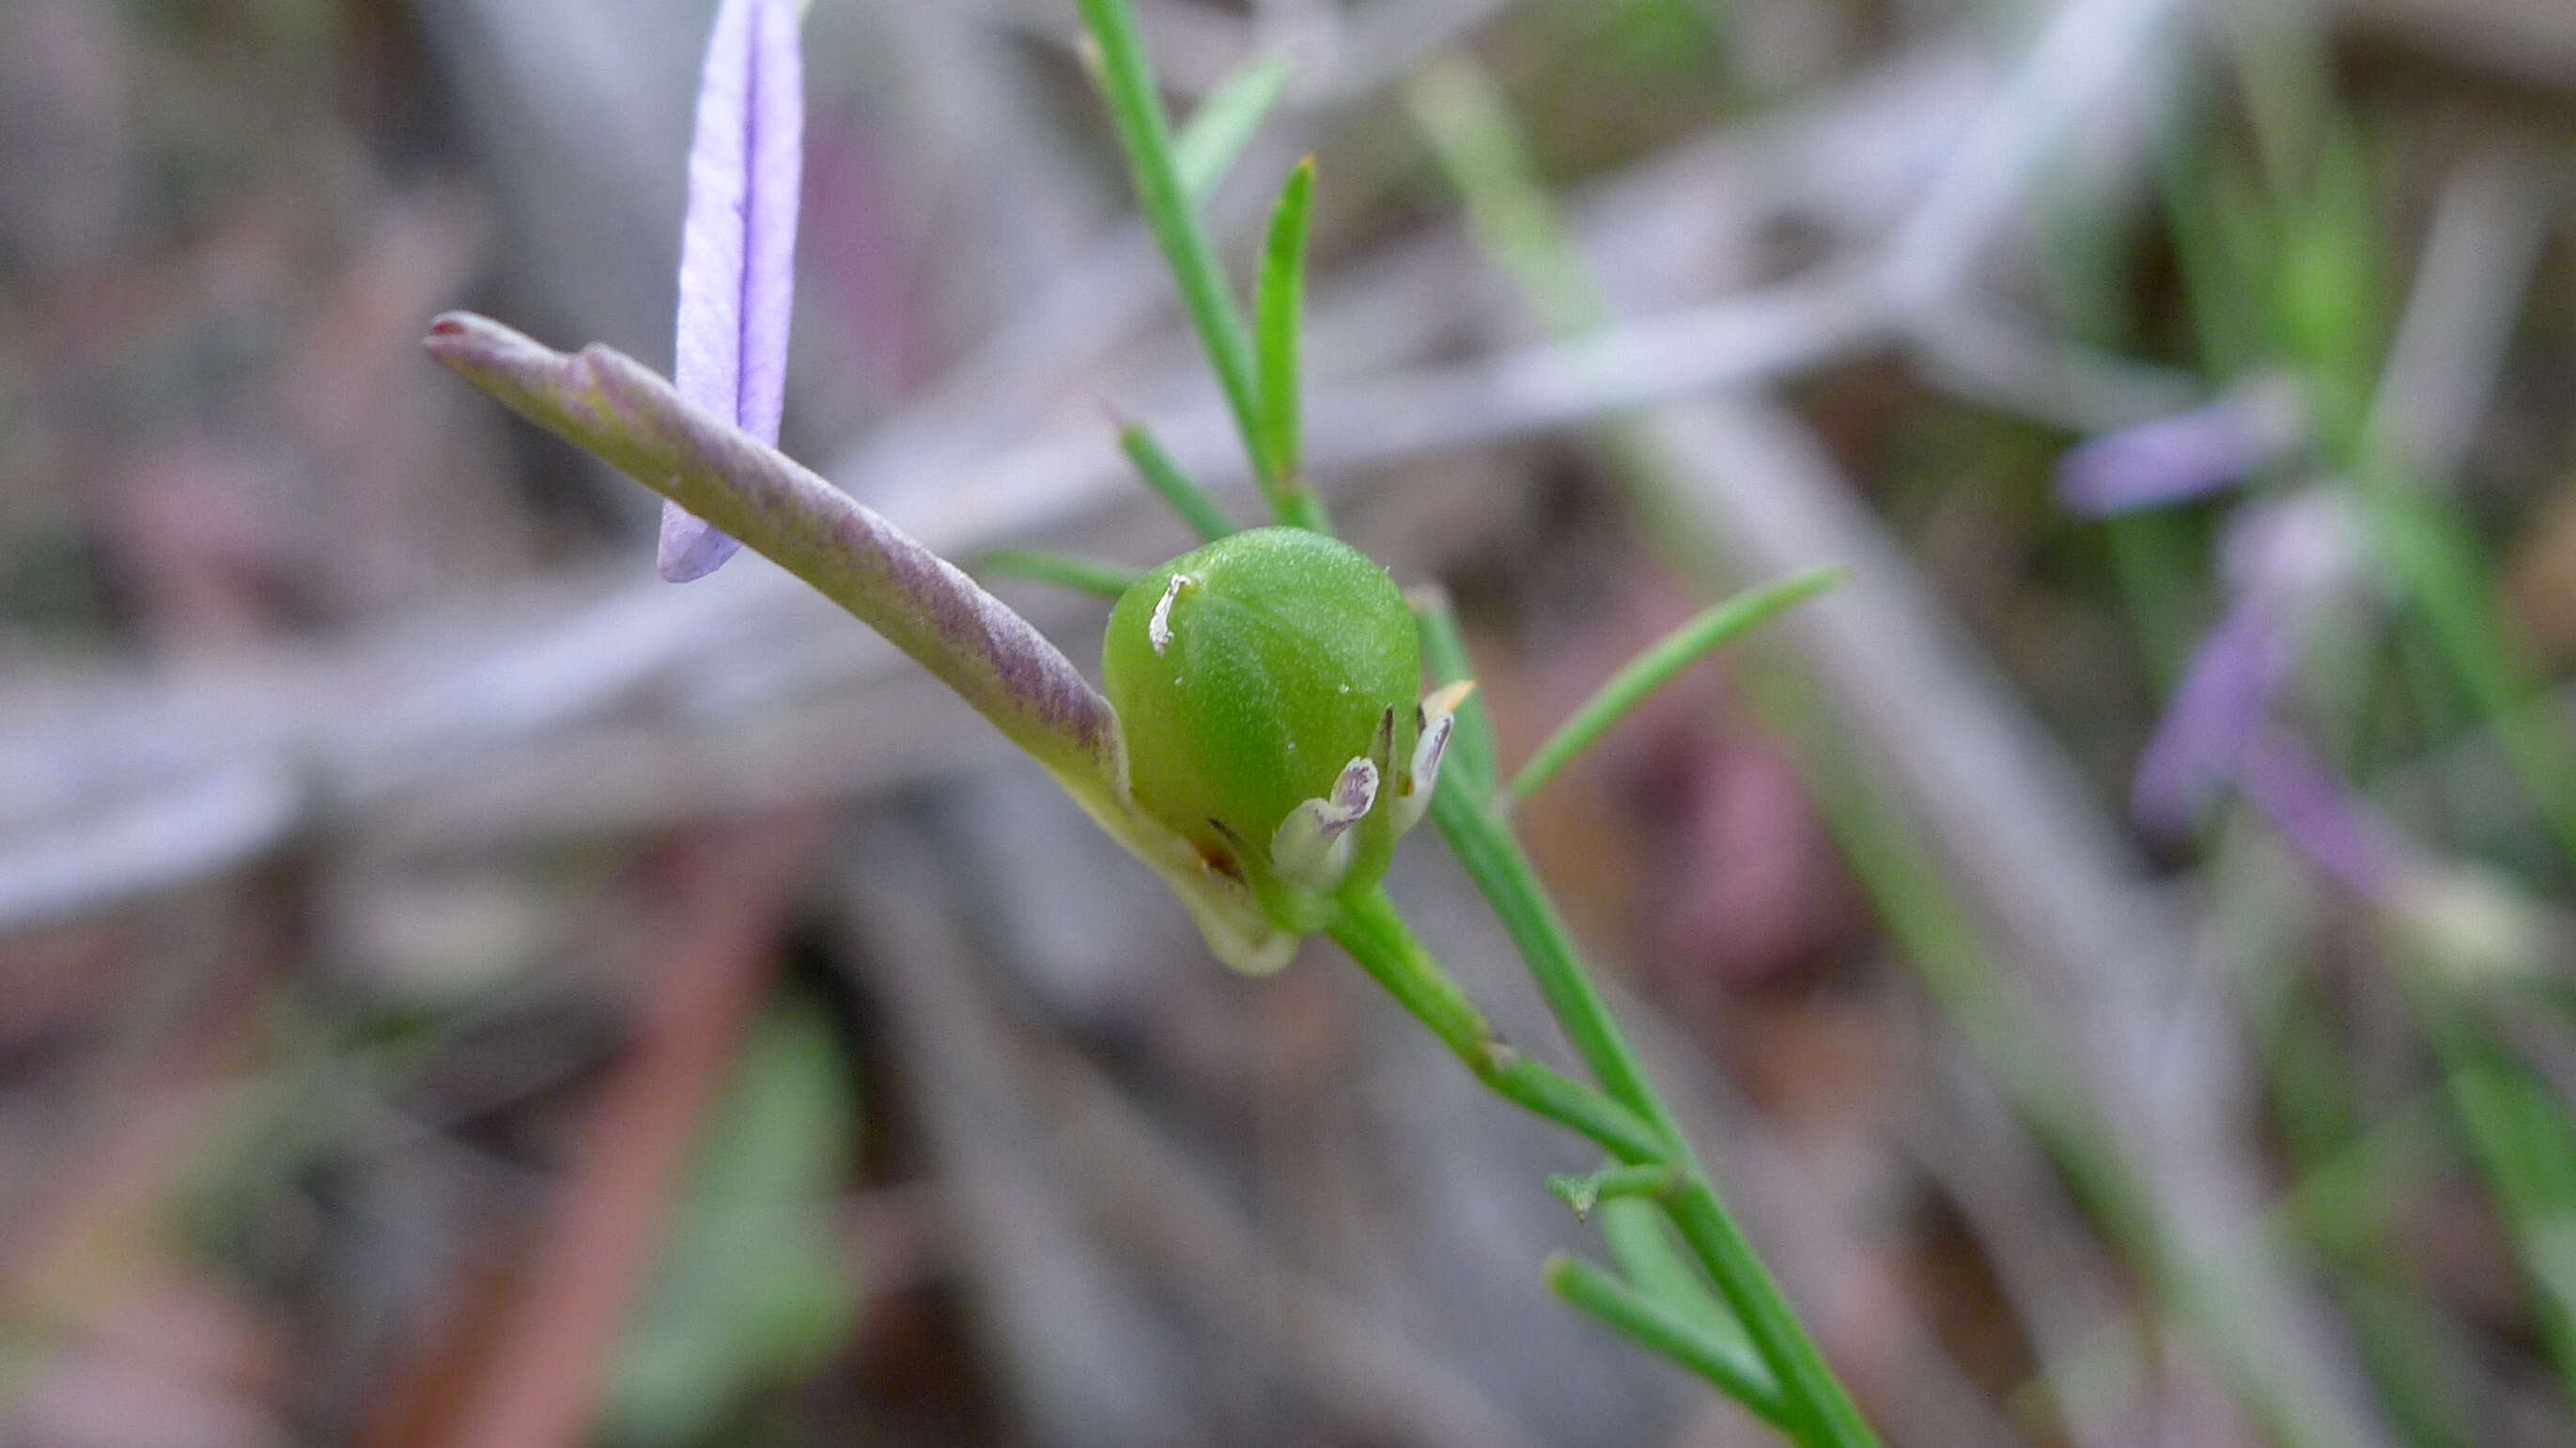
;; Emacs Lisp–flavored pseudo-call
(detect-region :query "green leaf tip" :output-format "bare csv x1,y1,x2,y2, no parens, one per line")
1509,565,1848,805
1172,55,1293,205
1118,421,1239,543
1255,158,1316,492
972,549,1142,599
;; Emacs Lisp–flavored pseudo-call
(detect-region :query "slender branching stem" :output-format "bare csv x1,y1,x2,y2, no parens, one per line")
1073,0,1282,510
1326,888,1664,1165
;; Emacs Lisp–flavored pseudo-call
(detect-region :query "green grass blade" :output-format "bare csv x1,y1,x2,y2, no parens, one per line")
1404,55,1609,338
1118,422,1238,543
972,549,1141,599
1509,567,1846,805
1072,0,1272,499
1253,159,1320,526
1172,56,1291,207
1545,1254,1792,1428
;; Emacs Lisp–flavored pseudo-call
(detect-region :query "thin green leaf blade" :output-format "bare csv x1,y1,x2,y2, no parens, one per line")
1172,57,1291,206
1544,1253,1790,1427
1510,567,1846,805
973,549,1142,599
1119,421,1238,543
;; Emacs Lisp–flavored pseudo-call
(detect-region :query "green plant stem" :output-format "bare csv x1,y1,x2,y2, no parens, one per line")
1079,22,1874,1434
1507,567,1846,806
1428,786,1662,1118
1415,599,1882,1448
1327,888,1664,1164
1403,53,2351,1444
1329,884,1875,1446
1547,1254,1792,1426
972,549,1140,599
1074,0,1299,520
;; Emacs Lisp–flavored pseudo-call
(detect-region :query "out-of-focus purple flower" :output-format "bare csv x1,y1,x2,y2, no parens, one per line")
660,0,805,583
2130,587,2291,834
2234,727,2417,898
2116,488,2419,905
2055,378,2304,518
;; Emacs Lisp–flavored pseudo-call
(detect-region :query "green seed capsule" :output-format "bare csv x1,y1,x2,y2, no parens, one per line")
1104,527,1422,931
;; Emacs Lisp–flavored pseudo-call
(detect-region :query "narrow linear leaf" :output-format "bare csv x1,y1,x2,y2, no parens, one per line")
1544,1254,1791,1427
425,312,1122,800
1254,159,1314,490
1071,0,1271,498
974,549,1141,600
1597,1197,1746,1352
1172,56,1292,206
1510,567,1847,805
1119,422,1237,543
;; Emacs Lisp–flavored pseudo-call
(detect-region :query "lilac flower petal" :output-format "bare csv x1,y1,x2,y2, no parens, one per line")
2235,729,2417,900
2056,385,2300,519
661,0,805,583
2131,593,2289,835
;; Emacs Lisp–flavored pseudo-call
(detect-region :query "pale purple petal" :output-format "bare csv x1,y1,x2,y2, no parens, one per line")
2235,729,2416,900
2057,383,2302,519
2131,594,2289,835
661,0,805,583
2219,490,2360,600
1270,757,1380,893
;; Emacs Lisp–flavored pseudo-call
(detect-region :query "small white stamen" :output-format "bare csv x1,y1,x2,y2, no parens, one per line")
1271,756,1381,894
1149,572,1195,655
1390,682,1473,835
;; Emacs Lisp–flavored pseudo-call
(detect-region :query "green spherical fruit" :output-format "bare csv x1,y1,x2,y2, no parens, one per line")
1104,527,1420,926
